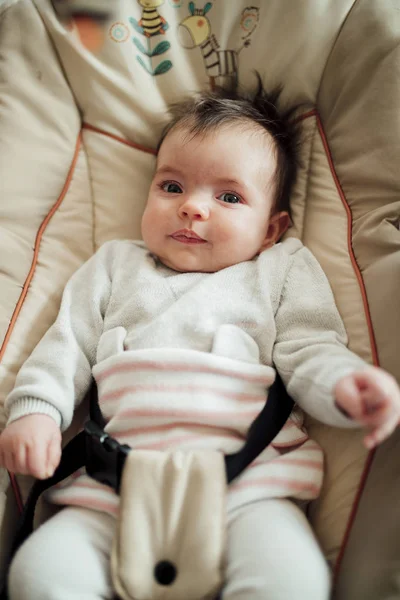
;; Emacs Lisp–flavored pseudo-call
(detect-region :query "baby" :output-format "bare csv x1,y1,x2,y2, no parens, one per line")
1,78,399,600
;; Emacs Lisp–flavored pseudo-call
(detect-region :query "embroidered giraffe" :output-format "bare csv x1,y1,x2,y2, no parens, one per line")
179,2,239,89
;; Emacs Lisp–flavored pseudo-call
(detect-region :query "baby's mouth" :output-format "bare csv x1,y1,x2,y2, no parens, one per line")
170,229,207,244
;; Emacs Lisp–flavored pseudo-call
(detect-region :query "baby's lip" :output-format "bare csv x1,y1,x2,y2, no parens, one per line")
170,229,207,243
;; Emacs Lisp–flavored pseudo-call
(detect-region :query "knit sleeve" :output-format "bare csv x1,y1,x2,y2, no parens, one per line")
5,241,119,431
272,245,366,428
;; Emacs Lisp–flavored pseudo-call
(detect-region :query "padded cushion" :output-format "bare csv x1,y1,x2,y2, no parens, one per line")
0,0,399,596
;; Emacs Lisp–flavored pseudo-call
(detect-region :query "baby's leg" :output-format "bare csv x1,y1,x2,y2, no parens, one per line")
8,506,115,600
223,498,331,600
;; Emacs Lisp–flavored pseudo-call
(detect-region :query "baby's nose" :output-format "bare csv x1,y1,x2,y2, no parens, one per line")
178,198,210,220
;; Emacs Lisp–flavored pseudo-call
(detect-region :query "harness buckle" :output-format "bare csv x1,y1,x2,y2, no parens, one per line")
84,420,131,492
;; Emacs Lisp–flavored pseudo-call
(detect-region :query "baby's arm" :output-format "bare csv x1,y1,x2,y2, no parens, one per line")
273,245,400,444
0,241,117,477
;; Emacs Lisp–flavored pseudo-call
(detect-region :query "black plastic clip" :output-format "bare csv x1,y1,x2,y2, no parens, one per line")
84,420,131,493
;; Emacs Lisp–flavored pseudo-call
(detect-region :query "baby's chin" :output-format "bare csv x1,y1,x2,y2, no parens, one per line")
149,249,213,273
146,241,261,273
157,256,217,273
153,252,254,273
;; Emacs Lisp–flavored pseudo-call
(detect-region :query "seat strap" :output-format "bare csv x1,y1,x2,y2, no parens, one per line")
225,371,293,483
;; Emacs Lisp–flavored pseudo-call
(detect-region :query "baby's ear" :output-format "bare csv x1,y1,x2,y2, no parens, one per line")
260,211,290,251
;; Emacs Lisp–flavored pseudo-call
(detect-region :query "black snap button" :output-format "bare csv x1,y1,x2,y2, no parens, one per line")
154,560,177,585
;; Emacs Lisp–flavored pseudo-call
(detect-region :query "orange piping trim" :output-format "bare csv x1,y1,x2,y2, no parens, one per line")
82,123,157,155
314,114,379,364
314,113,379,579
0,132,83,513
294,108,318,123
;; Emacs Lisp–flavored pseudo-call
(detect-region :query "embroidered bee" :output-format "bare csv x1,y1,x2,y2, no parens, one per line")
130,0,172,76
137,0,168,37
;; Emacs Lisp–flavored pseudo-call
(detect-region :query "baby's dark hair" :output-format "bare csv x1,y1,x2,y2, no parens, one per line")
158,74,301,215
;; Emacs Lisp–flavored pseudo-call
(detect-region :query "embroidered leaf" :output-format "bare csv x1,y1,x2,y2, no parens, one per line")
151,41,171,56
203,2,212,14
136,55,154,75
153,60,173,75
133,37,151,56
188,1,195,16
129,17,144,35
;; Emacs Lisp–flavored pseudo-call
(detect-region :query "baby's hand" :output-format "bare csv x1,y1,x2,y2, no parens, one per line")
335,367,400,449
0,414,61,479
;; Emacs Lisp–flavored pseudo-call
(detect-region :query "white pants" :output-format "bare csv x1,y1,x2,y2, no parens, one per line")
8,500,331,600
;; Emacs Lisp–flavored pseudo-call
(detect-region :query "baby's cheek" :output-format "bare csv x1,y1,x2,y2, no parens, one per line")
229,220,257,247
216,218,243,241
143,203,162,228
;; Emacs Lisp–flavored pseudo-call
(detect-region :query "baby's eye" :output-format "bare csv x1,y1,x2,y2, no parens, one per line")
161,182,183,194
218,192,242,204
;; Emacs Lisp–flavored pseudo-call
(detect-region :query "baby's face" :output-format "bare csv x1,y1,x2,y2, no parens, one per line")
141,123,283,273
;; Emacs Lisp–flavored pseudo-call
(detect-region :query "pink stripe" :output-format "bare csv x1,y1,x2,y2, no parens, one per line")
109,421,243,439
250,457,323,470
131,434,209,450
231,477,320,495
110,405,259,422
111,431,241,450
96,361,273,384
52,496,119,516
271,435,309,448
278,458,323,469
101,384,266,404
66,480,114,493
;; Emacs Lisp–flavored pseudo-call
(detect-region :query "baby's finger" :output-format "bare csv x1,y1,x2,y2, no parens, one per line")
364,416,399,449
47,434,62,476
354,369,397,403
357,391,388,424
14,444,29,475
26,439,50,480
335,376,363,419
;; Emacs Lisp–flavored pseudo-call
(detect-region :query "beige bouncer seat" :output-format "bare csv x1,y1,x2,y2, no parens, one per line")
0,0,399,598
